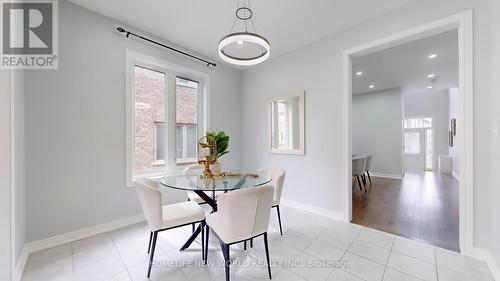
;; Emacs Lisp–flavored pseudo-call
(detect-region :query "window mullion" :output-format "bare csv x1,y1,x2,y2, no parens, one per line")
166,74,177,172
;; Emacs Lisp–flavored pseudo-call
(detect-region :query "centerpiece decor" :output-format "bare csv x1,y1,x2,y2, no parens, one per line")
198,131,230,179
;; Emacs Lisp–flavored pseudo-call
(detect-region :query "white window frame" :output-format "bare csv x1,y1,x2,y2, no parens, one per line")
125,49,209,187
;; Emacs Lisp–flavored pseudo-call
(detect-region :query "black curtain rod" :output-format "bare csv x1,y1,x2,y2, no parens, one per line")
116,27,217,68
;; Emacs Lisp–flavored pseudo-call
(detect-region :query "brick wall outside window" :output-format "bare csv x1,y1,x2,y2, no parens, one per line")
133,67,198,174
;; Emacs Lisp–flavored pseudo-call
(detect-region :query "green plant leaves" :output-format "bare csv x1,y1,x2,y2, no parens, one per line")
206,131,230,159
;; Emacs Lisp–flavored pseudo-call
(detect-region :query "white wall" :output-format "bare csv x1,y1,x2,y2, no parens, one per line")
0,70,13,281
403,90,450,171
352,89,403,176
448,88,460,177
12,70,26,271
242,0,493,252
24,1,242,242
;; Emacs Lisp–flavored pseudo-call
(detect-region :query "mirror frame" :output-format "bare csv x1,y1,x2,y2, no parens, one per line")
267,91,305,155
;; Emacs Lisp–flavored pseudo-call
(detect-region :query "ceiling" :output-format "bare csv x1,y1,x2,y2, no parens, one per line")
352,30,459,95
68,0,416,67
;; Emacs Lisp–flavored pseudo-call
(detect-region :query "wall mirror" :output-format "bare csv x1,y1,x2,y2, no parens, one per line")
268,91,305,155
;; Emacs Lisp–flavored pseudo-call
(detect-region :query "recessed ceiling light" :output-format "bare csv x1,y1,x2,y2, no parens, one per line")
237,40,244,45
369,85,375,89
427,86,434,89
355,71,363,76
427,74,435,78
428,54,438,59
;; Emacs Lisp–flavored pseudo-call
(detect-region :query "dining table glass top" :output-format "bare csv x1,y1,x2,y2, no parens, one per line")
159,168,272,192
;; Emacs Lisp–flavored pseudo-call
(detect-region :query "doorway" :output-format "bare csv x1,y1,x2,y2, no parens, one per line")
342,11,474,254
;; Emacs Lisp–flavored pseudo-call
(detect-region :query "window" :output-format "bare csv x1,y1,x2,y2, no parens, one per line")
133,66,166,174
425,129,433,170
126,51,207,186
176,77,200,164
404,132,420,154
403,117,434,171
155,123,166,161
403,117,432,129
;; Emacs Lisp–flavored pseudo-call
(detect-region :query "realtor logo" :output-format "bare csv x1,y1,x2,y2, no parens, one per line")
1,0,58,69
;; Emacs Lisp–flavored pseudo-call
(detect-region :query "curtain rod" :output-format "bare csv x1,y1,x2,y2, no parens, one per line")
116,27,217,68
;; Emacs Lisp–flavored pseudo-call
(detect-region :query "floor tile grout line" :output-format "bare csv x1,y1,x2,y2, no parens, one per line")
109,231,134,281
70,242,76,280
380,237,395,281
387,267,428,281
434,247,439,281
390,247,436,265
339,269,370,281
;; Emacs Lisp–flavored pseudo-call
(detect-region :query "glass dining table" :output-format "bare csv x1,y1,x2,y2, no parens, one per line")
159,168,272,251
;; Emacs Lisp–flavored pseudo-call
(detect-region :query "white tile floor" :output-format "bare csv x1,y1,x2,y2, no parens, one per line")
21,206,494,281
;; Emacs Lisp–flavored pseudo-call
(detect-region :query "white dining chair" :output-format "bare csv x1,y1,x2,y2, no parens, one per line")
135,178,206,278
364,155,373,187
205,185,274,281
352,157,367,194
258,167,286,235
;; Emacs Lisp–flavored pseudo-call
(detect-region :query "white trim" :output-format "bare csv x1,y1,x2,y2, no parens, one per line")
369,172,404,180
26,214,145,254
13,246,28,281
471,248,500,281
10,70,15,281
125,49,210,187
342,10,474,255
14,214,145,281
267,91,305,155
281,199,343,220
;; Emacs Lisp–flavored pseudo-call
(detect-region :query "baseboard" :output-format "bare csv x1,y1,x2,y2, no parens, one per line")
13,246,29,281
369,172,403,180
472,247,500,281
16,214,145,280
281,199,344,220
452,171,460,182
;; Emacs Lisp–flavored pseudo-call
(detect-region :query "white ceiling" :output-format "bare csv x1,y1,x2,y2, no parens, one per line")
352,30,458,95
68,0,416,67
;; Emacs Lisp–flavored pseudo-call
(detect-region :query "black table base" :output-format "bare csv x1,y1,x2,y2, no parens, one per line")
180,190,217,251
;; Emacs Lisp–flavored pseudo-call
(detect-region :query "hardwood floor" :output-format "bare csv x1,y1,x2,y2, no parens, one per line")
352,172,459,251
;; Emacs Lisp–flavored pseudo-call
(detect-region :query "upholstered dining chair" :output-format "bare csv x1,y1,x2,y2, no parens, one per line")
258,166,286,235
205,185,274,281
352,157,367,194
135,178,206,278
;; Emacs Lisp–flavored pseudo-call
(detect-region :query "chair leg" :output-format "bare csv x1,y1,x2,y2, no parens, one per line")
244,240,247,250
356,175,363,193
192,223,195,233
263,233,272,279
276,205,283,235
147,231,153,254
204,224,210,262
147,231,158,278
220,241,230,281
367,171,372,185
250,238,253,248
201,222,205,263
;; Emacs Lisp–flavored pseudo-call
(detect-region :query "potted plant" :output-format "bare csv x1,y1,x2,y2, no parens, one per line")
206,131,229,172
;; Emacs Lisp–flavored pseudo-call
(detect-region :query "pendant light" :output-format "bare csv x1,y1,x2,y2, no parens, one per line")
218,0,270,66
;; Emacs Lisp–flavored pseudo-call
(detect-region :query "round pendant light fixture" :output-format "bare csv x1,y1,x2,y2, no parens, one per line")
218,1,270,66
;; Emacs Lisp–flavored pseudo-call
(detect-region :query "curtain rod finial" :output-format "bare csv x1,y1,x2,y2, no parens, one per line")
117,27,126,33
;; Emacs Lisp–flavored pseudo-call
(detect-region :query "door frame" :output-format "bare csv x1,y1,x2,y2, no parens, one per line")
341,10,474,254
